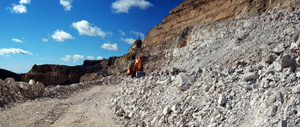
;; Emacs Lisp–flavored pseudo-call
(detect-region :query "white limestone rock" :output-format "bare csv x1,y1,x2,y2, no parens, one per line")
243,72,259,81
264,105,278,117
173,73,191,91
29,79,36,85
272,44,285,54
292,85,300,94
163,106,171,115
218,94,227,106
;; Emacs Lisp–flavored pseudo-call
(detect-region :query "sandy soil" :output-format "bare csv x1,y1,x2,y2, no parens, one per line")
0,84,121,127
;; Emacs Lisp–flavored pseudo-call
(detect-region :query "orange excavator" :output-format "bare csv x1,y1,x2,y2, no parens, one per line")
127,56,143,75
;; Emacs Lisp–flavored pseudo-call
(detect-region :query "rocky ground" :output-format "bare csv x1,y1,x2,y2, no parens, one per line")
110,9,300,127
0,75,124,127
0,83,121,127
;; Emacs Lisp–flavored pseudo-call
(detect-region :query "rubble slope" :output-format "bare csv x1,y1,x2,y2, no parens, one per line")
111,9,300,127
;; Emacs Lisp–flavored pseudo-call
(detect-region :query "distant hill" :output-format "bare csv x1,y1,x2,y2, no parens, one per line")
0,68,22,81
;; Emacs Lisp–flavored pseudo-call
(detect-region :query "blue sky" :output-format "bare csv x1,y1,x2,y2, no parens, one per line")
0,0,184,73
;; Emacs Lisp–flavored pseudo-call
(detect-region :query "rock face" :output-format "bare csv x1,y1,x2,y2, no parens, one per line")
128,39,143,54
0,68,22,81
110,8,300,127
22,53,138,85
142,0,300,56
22,64,84,86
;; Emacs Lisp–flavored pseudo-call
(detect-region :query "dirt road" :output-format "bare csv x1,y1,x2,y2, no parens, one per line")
0,84,120,127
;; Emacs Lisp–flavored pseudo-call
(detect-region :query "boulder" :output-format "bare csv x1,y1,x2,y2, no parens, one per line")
29,79,35,85
292,85,300,94
36,82,45,90
4,78,19,93
243,72,259,81
171,104,180,113
264,105,277,117
272,44,285,54
275,92,283,103
290,42,299,52
218,94,227,106
163,106,171,115
264,54,276,64
270,62,282,72
173,73,191,91
281,54,297,71
266,95,276,106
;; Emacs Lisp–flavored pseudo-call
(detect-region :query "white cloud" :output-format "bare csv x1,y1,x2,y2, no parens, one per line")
73,54,84,62
61,54,85,62
62,55,71,62
121,37,135,44
101,43,119,51
118,29,126,36
52,30,73,42
8,4,27,14
87,56,94,60
130,31,145,38
72,20,106,38
7,0,31,14
0,48,32,56
112,0,152,13
61,55,72,62
42,38,49,42
60,0,73,11
12,38,23,43
19,0,31,4
97,56,104,60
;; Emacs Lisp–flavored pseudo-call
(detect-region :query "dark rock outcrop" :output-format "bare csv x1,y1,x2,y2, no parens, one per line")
22,53,140,85
0,68,22,81
22,64,84,86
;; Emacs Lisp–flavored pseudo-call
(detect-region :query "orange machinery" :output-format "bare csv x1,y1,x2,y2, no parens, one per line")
127,56,143,74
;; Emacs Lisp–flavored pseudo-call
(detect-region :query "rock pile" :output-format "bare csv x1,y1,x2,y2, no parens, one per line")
0,75,123,107
110,9,300,126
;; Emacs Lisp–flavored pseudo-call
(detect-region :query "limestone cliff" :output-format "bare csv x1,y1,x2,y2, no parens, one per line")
141,0,300,56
